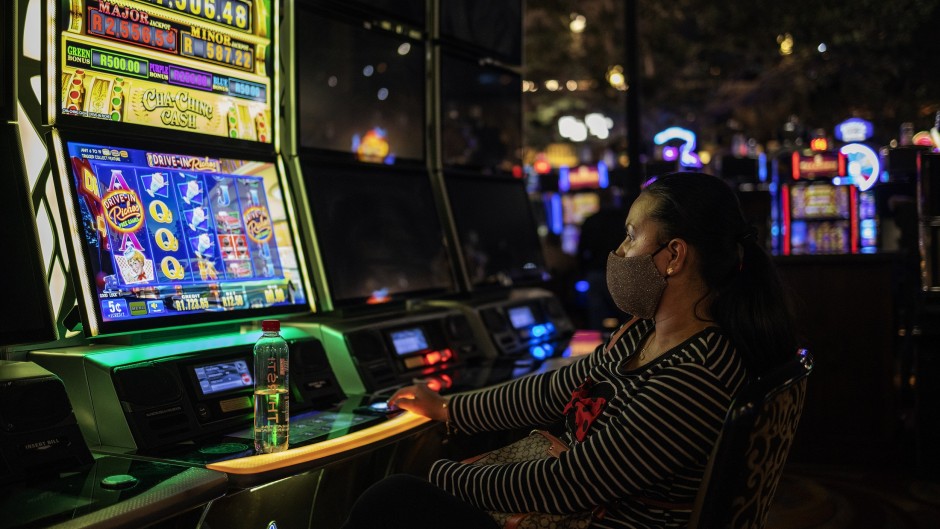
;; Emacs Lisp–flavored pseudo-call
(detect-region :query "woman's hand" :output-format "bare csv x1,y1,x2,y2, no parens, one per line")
388,382,449,422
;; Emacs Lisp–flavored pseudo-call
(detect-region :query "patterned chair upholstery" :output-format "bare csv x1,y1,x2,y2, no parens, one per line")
688,349,813,529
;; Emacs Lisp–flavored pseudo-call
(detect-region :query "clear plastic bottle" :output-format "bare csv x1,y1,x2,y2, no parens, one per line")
253,319,289,453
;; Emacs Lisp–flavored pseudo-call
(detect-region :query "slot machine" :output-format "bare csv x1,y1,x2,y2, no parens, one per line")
17,1,435,528
281,4,494,398
773,146,861,255
290,162,490,397
427,18,575,367
430,173,575,363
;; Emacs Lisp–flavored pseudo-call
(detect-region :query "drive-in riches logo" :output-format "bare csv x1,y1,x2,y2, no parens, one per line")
244,206,272,243
103,188,144,233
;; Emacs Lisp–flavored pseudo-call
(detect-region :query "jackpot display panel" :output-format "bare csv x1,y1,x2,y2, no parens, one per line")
51,133,310,337
53,0,275,146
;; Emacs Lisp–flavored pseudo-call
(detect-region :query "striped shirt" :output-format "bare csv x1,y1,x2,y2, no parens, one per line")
429,319,748,528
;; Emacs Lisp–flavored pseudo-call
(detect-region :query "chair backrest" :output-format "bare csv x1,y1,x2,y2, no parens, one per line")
688,349,813,529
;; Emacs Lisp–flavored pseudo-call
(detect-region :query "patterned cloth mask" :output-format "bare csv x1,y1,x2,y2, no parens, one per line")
606,244,668,319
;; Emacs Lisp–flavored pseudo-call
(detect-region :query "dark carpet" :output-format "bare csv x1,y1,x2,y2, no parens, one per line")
767,464,940,529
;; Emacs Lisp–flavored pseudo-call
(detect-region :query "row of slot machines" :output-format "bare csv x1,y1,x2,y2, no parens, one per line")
3,288,575,529
1,0,574,528
719,145,924,257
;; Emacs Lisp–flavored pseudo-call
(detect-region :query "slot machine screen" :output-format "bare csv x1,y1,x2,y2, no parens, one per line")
191,357,253,396
507,305,535,329
790,183,851,219
295,7,425,164
389,328,428,356
562,192,600,225
441,51,521,175
303,163,457,308
55,0,274,145
439,0,522,65
55,135,310,337
445,173,548,289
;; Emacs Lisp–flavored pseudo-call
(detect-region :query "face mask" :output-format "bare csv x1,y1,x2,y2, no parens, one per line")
606,244,668,319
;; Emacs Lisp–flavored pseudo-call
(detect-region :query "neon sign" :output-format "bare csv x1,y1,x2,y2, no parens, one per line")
654,127,702,168
839,143,881,191
835,118,873,143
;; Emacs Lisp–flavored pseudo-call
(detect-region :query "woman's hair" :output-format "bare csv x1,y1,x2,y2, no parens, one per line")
643,172,796,376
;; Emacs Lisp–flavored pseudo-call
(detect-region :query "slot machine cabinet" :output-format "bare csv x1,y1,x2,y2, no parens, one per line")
0,361,92,483
0,449,229,529
29,327,342,454
429,288,575,362
0,362,229,529
296,307,485,397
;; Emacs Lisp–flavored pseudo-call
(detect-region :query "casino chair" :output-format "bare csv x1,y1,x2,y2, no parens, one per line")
688,348,814,529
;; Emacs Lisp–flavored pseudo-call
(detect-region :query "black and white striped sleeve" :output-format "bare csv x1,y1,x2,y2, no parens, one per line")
430,357,737,513
448,320,646,434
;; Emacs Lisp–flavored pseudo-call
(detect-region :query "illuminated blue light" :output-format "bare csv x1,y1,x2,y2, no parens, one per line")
531,325,548,338
545,322,556,333
839,143,881,192
598,161,609,188
758,153,768,182
559,166,571,192
550,194,563,234
531,345,548,360
575,280,590,293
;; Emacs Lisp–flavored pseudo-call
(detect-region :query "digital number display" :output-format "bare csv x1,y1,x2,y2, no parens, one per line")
229,79,266,101
193,359,253,395
139,0,253,32
60,0,273,142
181,33,254,71
508,306,536,329
91,49,149,78
390,328,429,355
88,9,178,53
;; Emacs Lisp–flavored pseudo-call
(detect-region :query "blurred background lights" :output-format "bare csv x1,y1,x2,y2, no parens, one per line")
778,33,794,55
558,116,588,142
569,13,586,33
585,113,613,140
606,65,626,90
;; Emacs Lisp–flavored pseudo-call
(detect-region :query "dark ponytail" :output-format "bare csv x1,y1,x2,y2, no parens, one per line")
644,173,796,377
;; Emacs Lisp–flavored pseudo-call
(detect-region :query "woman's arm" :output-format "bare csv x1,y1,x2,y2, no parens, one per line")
428,362,735,513
390,319,647,433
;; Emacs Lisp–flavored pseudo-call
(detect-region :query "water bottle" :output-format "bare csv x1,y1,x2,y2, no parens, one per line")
253,319,289,453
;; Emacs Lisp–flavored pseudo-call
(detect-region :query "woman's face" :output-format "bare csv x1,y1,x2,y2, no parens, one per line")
613,193,663,258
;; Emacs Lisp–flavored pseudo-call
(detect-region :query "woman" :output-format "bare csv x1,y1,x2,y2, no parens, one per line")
342,172,796,529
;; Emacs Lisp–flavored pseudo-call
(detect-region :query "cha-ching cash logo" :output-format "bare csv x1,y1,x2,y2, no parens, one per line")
103,188,143,233
244,206,272,243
